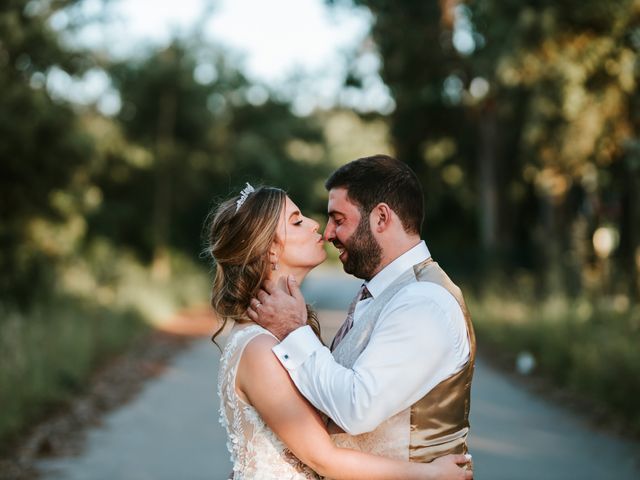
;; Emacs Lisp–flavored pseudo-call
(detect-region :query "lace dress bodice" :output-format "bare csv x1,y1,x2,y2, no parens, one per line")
217,324,320,480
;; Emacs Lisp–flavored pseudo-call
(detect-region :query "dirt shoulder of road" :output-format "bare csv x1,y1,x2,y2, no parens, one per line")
0,307,217,480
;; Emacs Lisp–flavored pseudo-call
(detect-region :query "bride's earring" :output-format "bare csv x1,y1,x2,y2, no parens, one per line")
269,249,279,271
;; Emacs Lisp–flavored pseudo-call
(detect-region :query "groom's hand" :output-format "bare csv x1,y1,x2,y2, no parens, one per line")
247,275,307,340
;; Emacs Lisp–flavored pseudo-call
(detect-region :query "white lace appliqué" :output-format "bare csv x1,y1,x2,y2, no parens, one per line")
217,325,320,480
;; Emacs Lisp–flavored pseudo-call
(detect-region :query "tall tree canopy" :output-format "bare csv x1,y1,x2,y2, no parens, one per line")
340,0,640,297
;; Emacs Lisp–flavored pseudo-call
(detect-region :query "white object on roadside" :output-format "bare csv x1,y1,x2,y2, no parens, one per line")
516,351,536,375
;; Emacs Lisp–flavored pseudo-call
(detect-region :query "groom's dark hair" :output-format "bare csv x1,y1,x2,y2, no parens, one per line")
325,154,424,235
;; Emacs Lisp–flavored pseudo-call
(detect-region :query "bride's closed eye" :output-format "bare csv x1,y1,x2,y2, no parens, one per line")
293,220,303,226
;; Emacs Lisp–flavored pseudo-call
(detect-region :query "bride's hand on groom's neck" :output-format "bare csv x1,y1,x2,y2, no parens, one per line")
247,275,307,340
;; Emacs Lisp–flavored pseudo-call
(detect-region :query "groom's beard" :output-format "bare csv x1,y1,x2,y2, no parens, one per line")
340,215,382,281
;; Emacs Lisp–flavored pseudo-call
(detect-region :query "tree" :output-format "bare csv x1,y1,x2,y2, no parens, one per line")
336,0,480,270
334,0,640,296
469,0,640,295
0,0,94,304
98,38,329,277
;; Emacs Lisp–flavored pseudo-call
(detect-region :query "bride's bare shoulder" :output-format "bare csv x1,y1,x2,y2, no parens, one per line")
245,332,279,353
239,333,282,373
236,332,293,402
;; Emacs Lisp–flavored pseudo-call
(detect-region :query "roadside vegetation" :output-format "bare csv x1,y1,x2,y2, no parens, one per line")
0,248,208,448
469,281,640,436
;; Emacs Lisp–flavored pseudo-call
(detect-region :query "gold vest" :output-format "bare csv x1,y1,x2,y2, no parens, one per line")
409,258,476,462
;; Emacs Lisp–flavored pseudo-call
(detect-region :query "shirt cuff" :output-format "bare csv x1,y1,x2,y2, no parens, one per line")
272,325,323,370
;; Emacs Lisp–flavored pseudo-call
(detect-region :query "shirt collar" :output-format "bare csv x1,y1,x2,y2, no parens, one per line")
365,240,431,298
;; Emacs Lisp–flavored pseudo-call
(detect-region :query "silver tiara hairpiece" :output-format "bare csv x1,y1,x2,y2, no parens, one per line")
235,182,255,212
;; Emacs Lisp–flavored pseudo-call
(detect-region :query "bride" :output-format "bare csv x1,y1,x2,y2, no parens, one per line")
207,185,473,480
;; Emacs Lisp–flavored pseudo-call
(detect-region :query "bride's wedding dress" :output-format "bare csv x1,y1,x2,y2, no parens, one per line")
218,324,320,480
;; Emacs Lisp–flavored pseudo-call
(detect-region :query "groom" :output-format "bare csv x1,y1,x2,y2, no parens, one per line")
248,154,475,462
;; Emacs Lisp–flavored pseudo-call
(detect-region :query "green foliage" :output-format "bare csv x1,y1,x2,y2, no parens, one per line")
0,241,210,448
0,297,147,447
342,0,482,265
0,1,332,446
89,38,330,261
0,0,95,304
1,5,331,304
470,287,640,434
344,0,640,297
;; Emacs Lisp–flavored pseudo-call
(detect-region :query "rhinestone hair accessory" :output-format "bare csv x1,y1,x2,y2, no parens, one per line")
235,182,255,212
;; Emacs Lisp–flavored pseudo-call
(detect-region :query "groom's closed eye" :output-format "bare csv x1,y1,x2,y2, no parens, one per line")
328,213,344,225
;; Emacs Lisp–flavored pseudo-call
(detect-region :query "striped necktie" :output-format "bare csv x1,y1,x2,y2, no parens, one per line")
330,284,372,351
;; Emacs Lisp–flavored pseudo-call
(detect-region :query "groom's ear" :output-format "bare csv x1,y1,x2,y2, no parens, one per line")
372,203,392,232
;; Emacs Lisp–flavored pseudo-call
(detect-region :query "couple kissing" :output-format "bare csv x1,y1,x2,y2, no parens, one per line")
208,154,475,480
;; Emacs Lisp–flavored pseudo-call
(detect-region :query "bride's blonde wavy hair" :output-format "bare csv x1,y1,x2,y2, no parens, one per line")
206,186,321,346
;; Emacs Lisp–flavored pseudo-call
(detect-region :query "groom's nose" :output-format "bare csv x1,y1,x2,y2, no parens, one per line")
323,222,335,242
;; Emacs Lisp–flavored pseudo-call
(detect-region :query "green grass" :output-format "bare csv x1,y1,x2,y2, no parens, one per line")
0,245,210,449
0,297,148,448
468,288,640,436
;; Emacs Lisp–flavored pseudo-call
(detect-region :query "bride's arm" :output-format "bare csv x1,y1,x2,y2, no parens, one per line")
237,334,472,480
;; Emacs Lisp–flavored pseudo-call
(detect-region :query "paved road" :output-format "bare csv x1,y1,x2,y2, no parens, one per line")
37,267,640,479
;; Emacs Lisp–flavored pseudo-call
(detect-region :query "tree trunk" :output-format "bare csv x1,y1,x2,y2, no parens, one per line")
151,90,177,281
622,161,640,300
478,103,499,255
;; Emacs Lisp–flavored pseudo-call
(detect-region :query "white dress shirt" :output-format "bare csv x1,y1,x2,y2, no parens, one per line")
272,241,470,435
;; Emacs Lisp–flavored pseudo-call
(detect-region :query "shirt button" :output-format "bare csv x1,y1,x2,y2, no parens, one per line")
284,354,289,360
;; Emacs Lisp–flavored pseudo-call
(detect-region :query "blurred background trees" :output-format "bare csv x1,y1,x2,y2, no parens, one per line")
1,0,639,445
0,0,332,306
1,0,94,305
0,0,332,445
344,0,640,303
